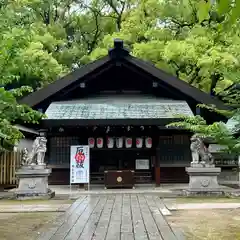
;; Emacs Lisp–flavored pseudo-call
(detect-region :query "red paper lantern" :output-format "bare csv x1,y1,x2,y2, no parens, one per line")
136,137,143,148
116,137,123,148
107,137,114,148
88,138,95,148
125,137,132,148
145,137,152,148
97,138,103,148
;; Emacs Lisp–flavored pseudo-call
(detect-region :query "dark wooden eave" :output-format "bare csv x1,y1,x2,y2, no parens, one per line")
19,39,228,111
15,124,39,135
41,118,181,128
125,57,227,110
19,56,111,107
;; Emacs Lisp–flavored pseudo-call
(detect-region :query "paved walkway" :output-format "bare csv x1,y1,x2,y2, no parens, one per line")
37,195,183,240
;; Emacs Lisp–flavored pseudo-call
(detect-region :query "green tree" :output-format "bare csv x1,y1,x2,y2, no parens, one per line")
0,1,62,150
90,0,240,93
1,0,240,151
0,0,118,150
166,0,240,154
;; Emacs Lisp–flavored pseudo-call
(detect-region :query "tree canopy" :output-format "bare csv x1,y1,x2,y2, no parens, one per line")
0,0,240,151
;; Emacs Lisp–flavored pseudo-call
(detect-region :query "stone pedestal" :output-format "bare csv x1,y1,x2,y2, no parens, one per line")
184,165,225,196
14,165,55,200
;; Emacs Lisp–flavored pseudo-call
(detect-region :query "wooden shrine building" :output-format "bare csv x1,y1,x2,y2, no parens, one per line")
19,39,228,185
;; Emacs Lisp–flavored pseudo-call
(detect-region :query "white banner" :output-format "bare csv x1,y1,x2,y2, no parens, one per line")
70,145,90,184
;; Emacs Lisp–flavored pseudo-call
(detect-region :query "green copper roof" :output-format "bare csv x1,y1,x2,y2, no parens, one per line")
45,97,194,120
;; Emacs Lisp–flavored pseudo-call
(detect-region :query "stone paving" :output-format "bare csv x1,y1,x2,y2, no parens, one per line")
166,202,240,210
37,195,183,240
49,184,186,197
0,204,71,213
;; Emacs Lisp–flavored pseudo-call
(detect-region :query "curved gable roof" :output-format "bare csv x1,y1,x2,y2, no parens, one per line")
19,39,228,110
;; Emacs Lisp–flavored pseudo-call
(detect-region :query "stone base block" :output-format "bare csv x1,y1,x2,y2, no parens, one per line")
15,189,55,200
14,166,54,200
225,191,240,198
185,167,223,196
190,163,216,168
182,189,225,197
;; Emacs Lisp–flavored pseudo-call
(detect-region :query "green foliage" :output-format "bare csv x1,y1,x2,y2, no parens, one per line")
168,86,240,154
2,0,240,93
167,114,240,154
197,0,211,22
197,0,240,25
0,87,43,150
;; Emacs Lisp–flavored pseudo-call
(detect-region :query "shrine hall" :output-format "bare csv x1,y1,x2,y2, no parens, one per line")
19,39,230,186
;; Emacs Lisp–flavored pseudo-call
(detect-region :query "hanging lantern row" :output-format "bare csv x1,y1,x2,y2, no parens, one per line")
88,137,152,148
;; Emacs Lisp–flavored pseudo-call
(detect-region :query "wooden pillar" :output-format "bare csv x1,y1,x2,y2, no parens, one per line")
155,148,160,186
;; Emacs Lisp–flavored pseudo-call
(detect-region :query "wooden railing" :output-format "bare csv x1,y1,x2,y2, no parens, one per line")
91,172,104,184
134,172,152,183
0,151,21,186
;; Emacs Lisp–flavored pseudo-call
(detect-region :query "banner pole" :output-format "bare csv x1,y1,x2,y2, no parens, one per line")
88,146,90,193
70,146,72,199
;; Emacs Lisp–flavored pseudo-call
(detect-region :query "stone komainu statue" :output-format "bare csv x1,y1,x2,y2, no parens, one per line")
21,148,29,166
190,134,214,166
21,137,47,166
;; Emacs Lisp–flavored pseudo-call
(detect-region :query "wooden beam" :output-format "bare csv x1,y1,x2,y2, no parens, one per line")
56,63,115,99
41,118,181,128
19,56,111,107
